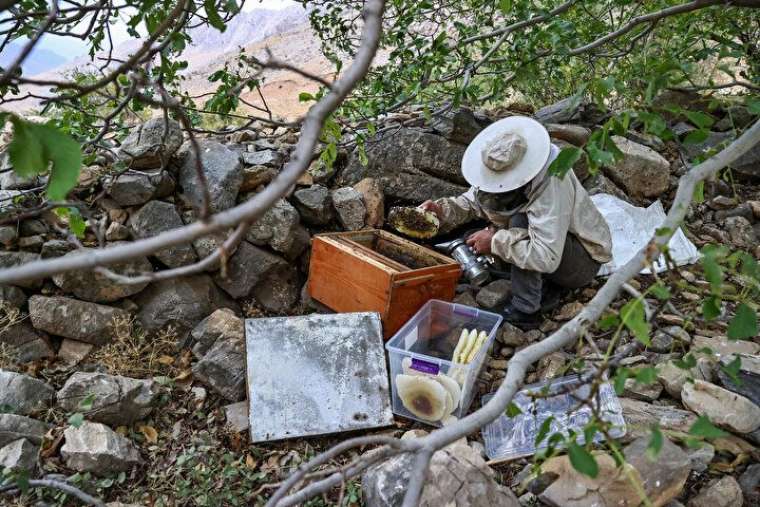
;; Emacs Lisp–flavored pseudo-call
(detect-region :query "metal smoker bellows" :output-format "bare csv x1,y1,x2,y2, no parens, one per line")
435,238,491,286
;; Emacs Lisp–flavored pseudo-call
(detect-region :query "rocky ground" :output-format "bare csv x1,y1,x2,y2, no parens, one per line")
0,92,759,506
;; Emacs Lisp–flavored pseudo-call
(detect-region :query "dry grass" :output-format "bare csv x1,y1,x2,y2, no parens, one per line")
90,315,183,379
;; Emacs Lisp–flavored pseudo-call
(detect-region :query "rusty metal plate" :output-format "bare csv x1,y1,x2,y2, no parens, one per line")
245,312,393,442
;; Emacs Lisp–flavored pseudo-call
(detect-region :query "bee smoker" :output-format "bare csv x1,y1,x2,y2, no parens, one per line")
435,237,492,286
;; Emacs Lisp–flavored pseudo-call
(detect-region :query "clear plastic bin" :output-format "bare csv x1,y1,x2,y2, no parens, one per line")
481,375,626,462
385,300,503,426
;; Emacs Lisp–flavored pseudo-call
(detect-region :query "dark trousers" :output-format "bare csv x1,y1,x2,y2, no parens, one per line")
510,213,601,314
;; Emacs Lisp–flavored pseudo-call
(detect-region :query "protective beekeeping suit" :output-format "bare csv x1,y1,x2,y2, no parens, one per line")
421,116,612,329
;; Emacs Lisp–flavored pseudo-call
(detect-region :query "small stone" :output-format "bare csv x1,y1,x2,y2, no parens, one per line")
716,353,760,407
0,251,42,289
0,225,17,246
620,398,697,441
192,335,246,402
108,172,158,206
332,187,366,231
624,436,690,506
134,275,239,338
0,414,51,447
537,352,567,381
224,401,249,432
738,463,760,505
0,284,26,309
213,241,288,300
725,216,756,249
453,291,477,308
61,421,143,475
245,199,307,259
430,108,484,144
190,308,244,358
708,195,736,210
117,117,183,169
604,136,670,198
292,185,335,226
651,330,674,353
0,438,37,472
179,140,244,212
240,165,278,192
498,325,525,350
129,200,198,268
57,339,94,365
17,235,44,250
657,359,711,399
688,476,743,507
241,149,282,167
40,239,74,259
554,301,583,321
57,372,158,425
685,442,714,472
623,377,663,402
682,380,760,434
353,178,385,228
28,295,129,344
544,123,592,147
51,245,152,303
488,359,508,370
0,370,54,416
476,279,511,309
105,221,130,241
0,322,55,363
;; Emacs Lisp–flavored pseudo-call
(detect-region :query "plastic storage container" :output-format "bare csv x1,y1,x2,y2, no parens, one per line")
386,300,503,426
481,375,626,463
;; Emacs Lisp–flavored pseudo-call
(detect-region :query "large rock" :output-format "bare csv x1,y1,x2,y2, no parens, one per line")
624,436,690,506
241,149,282,167
693,335,760,356
0,285,26,309
0,321,55,363
338,128,469,202
61,421,143,475
604,136,670,198
657,358,712,399
430,108,486,145
688,476,743,507
107,170,174,206
681,380,760,434
192,335,246,402
739,463,760,505
620,398,697,441
535,96,604,124
246,199,309,259
0,251,42,289
362,441,520,507
134,275,238,338
724,216,756,249
0,414,50,447
179,140,243,212
0,370,54,416
57,372,158,425
190,308,244,358
538,452,641,507
545,123,592,147
28,296,129,344
292,185,335,226
117,117,183,169
584,172,629,201
51,245,152,303
212,242,300,313
129,200,198,268
332,187,366,231
475,279,511,309
0,438,37,472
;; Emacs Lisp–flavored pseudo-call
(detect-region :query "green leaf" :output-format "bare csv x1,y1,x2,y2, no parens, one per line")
646,425,663,460
204,0,227,32
567,441,598,478
684,111,715,129
505,402,523,418
535,416,554,446
68,208,86,239
746,97,760,115
548,146,583,179
673,353,697,370
688,415,728,439
597,313,620,331
683,129,709,145
621,299,650,346
635,366,657,385
693,180,705,204
7,117,82,201
720,356,742,386
298,92,315,102
649,283,671,301
702,295,721,321
498,0,512,14
727,304,758,340
613,367,631,395
702,252,723,292
68,412,85,428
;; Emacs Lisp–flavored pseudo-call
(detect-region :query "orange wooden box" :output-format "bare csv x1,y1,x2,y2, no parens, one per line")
307,230,462,339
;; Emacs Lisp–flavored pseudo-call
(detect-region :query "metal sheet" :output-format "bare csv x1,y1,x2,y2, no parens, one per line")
245,312,393,442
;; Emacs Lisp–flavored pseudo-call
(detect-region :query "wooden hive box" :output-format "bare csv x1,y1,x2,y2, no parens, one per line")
307,230,462,339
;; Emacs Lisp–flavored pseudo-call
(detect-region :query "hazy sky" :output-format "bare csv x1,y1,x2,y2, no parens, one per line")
33,0,298,61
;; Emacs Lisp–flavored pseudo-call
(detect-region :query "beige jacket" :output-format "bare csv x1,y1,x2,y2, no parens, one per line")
434,155,612,274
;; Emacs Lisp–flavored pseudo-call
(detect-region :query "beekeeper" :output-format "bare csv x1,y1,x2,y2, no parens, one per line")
421,116,612,330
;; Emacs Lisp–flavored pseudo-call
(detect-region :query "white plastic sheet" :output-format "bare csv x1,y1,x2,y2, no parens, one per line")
592,194,699,276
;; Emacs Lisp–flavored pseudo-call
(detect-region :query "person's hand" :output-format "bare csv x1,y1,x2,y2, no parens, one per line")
466,228,494,254
419,200,443,219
